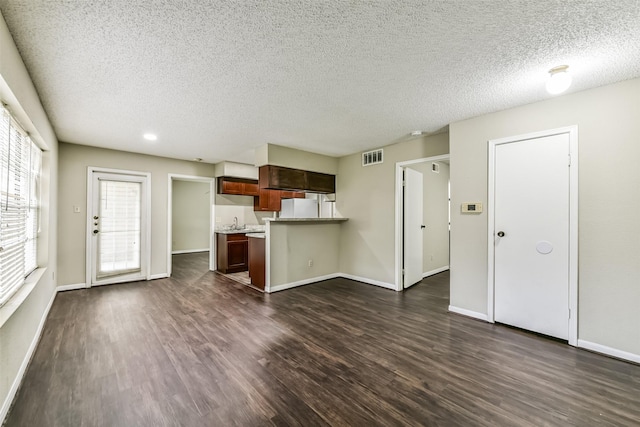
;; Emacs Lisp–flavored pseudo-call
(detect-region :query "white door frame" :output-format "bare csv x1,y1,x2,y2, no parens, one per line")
86,167,152,287
167,174,216,276
487,126,578,346
395,154,450,291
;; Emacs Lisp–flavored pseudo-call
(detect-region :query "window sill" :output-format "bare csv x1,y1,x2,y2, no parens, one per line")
0,267,47,329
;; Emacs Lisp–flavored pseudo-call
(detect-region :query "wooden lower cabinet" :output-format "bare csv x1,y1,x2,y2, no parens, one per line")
248,236,265,290
216,233,248,273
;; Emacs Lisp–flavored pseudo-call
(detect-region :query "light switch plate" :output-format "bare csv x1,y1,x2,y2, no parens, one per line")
461,202,482,213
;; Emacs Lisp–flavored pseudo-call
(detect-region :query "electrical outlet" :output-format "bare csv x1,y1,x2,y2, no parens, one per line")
73,205,81,213
308,259,313,267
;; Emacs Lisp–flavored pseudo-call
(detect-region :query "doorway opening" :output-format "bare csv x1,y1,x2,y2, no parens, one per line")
167,174,215,279
395,154,451,291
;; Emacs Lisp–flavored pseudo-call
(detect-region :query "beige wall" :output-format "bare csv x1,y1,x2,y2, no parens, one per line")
255,143,339,175
58,143,214,285
0,11,59,421
336,133,449,285
269,222,341,289
214,192,273,226
450,78,640,355
171,180,210,252
408,161,450,274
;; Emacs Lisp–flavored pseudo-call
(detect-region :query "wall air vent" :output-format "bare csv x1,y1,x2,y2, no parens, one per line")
432,162,440,173
362,149,383,166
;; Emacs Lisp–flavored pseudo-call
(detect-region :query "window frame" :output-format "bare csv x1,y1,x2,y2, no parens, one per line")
0,104,43,307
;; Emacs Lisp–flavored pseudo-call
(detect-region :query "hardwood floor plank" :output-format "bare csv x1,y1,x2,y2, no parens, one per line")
6,254,640,426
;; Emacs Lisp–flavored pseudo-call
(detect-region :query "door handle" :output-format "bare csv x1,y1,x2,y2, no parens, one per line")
497,231,505,237
93,216,99,220
93,229,99,234
421,225,426,229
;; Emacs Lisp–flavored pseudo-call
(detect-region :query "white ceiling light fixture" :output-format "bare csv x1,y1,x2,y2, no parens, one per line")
143,133,158,141
545,65,572,95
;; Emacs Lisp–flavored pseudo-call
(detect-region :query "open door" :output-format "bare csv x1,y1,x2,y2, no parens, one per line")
403,167,423,288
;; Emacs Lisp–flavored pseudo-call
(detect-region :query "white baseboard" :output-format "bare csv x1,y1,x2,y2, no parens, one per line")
269,273,341,293
148,273,169,280
448,305,489,322
339,273,396,291
1,288,57,423
171,249,209,255
268,273,396,293
577,339,640,364
423,266,449,278
56,283,87,292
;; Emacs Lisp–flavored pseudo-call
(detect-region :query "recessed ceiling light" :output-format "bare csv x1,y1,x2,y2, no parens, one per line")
546,65,572,95
193,158,203,162
143,133,158,141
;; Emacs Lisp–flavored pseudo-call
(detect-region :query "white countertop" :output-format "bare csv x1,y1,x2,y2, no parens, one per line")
215,225,266,234
265,218,348,223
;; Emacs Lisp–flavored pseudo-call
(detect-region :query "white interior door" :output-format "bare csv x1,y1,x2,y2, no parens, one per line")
493,133,570,339
404,168,424,288
88,170,149,286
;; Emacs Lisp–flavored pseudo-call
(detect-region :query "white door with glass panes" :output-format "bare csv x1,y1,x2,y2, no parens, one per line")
88,169,149,286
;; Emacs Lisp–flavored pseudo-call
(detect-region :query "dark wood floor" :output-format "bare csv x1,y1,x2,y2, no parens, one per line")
6,253,640,426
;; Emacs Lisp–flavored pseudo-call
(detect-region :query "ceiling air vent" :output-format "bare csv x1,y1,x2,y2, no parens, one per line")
362,149,383,166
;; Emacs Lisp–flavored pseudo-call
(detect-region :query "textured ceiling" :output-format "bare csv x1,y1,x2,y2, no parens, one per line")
0,1,639,164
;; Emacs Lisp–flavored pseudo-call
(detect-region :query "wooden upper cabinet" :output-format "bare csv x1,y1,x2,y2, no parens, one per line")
306,171,336,193
218,177,259,196
259,165,335,194
280,191,305,199
254,188,282,211
259,165,306,190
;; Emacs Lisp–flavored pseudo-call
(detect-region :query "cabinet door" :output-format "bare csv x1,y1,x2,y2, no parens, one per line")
227,240,248,270
243,182,259,196
306,171,336,193
260,165,306,190
219,179,244,195
248,237,265,290
280,191,305,199
218,177,260,196
254,189,282,211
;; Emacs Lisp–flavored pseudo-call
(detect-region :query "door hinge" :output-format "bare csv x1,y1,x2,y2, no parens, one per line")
402,180,406,187
568,154,571,166
402,269,405,276
568,308,571,319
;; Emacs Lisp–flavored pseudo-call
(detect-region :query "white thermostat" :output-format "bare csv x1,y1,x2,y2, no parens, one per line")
461,202,483,213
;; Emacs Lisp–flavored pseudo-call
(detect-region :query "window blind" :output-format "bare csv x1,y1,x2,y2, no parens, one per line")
97,180,142,278
0,105,42,306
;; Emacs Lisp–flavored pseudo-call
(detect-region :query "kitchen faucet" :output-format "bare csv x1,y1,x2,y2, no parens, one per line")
233,216,238,229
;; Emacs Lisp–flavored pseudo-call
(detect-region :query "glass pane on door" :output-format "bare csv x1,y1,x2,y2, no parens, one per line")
97,179,141,279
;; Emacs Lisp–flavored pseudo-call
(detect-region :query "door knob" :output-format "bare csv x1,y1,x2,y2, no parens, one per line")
93,216,99,220
93,229,99,234
497,231,505,237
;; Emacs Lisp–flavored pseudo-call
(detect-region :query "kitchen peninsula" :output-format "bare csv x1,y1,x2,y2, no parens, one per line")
264,217,348,293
